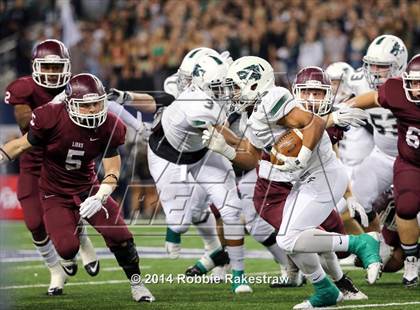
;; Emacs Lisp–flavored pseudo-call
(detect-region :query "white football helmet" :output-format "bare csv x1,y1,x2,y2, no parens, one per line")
191,54,229,101
363,34,408,89
177,47,219,93
325,62,354,103
224,56,275,112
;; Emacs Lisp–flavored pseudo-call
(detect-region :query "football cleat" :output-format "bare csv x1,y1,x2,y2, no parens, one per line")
270,270,306,288
78,222,100,276
293,277,343,309
335,274,368,300
131,282,155,302
165,241,181,259
349,232,382,284
231,270,252,294
402,256,418,288
84,260,100,277
185,248,229,277
61,258,78,276
209,264,230,282
47,263,68,296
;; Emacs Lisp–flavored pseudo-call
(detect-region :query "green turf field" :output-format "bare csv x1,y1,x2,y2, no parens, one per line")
1,221,420,310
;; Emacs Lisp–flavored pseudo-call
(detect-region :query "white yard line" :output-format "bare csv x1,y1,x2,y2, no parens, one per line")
325,301,420,309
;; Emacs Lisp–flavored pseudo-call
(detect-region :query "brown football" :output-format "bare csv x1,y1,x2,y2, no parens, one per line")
270,129,303,165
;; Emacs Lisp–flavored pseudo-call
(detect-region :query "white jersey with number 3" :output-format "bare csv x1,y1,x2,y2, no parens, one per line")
161,86,227,153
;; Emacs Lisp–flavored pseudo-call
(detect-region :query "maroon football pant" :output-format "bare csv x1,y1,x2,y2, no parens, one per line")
41,194,133,260
393,157,420,220
17,172,46,242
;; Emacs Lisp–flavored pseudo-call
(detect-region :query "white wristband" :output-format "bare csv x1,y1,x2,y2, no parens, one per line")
95,183,114,204
223,144,237,161
297,145,312,166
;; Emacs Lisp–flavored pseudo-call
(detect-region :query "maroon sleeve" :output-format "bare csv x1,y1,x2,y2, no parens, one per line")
4,77,33,105
377,81,390,109
109,116,127,149
326,126,345,145
28,104,58,145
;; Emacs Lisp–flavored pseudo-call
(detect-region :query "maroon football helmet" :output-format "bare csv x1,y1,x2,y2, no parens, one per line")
293,66,332,115
32,39,71,88
65,73,107,128
402,54,420,104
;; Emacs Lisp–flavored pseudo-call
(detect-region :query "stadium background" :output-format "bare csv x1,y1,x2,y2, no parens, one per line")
0,1,420,309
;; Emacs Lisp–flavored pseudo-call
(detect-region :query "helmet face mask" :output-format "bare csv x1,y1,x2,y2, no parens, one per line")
402,54,420,104
65,74,108,129
32,39,71,89
176,47,219,94
293,66,332,116
362,35,408,90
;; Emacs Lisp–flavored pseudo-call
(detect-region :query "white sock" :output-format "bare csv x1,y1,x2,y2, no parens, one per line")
33,237,59,268
226,245,244,271
293,229,349,253
195,213,221,253
289,252,325,283
320,252,343,282
78,221,97,264
266,243,288,266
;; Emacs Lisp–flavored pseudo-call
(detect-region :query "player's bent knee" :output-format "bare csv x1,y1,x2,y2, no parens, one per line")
276,234,295,253
396,192,420,220
55,237,79,260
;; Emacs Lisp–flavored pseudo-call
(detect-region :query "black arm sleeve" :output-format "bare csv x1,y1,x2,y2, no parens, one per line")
151,92,175,108
27,128,42,146
104,147,120,158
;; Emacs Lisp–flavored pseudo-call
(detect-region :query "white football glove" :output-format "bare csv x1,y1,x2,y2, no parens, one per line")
346,196,369,227
220,51,234,65
79,196,106,219
202,125,236,160
107,88,133,105
271,145,312,173
332,106,368,127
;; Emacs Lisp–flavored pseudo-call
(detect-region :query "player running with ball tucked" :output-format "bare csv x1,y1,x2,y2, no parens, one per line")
202,56,382,309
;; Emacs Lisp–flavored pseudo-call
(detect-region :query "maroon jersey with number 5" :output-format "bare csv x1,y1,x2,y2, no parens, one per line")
28,102,126,196
5,76,64,176
378,77,420,167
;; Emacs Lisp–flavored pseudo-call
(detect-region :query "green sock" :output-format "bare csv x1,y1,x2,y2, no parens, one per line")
166,228,181,243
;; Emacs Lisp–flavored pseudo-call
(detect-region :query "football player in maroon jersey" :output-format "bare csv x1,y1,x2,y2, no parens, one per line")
4,39,98,295
347,54,420,287
0,73,155,302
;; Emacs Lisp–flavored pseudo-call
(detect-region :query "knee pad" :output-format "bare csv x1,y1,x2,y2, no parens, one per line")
55,237,79,260
262,232,277,247
395,191,420,220
110,239,139,267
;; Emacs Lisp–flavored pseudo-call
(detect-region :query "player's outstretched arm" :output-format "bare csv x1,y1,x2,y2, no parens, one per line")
13,104,33,132
346,91,380,109
107,88,157,113
0,133,33,163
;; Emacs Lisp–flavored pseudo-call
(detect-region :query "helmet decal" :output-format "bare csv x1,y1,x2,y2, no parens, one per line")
237,64,262,81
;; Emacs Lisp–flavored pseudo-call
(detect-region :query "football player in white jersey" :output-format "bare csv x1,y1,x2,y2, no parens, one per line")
148,54,252,293
325,62,370,234
349,35,408,233
161,47,232,280
203,56,381,308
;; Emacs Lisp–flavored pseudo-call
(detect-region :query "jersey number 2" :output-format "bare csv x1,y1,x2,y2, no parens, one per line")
65,149,85,170
406,127,420,149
